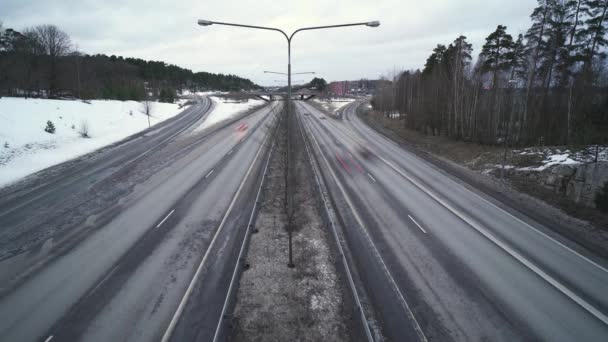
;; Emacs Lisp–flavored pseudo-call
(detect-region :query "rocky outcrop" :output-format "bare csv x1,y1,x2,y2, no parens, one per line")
539,162,608,208
566,162,608,208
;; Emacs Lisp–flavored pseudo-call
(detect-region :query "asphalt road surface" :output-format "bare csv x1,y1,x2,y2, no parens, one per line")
296,100,608,342
2,95,607,342
0,98,280,342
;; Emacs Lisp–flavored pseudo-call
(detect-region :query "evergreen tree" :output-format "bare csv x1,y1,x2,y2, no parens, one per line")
579,0,608,78
509,34,528,81
44,120,56,134
309,77,327,91
481,25,516,87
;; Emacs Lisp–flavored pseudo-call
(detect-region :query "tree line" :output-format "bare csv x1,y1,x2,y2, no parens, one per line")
0,23,261,101
373,0,608,147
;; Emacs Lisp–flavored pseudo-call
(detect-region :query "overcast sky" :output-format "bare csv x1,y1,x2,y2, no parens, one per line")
1,0,536,85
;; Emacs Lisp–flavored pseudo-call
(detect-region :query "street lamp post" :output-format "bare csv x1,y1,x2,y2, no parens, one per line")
198,19,380,267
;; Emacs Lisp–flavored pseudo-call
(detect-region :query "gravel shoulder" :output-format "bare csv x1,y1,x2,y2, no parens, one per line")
229,113,360,341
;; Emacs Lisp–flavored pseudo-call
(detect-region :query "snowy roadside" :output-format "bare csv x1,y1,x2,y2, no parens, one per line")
312,98,355,115
502,146,608,172
0,97,189,188
192,96,265,132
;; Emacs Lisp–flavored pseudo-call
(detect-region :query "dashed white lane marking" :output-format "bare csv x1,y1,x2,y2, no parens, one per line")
161,113,274,342
156,209,175,229
408,215,427,234
367,172,377,183
44,336,54,342
205,169,215,178
227,149,233,156
300,108,428,342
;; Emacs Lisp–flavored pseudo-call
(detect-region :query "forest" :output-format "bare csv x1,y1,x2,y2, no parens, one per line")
372,0,608,147
0,23,260,102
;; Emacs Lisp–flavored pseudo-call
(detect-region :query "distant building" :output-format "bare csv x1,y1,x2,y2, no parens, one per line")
327,79,381,96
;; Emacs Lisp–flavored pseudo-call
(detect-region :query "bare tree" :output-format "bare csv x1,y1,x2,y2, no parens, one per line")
78,120,90,138
23,24,72,97
23,24,71,57
141,100,154,128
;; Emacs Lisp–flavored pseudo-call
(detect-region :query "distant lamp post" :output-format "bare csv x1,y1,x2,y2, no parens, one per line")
264,70,316,76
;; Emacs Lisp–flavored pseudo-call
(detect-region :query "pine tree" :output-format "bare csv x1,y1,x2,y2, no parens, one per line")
44,120,56,134
509,34,527,81
579,0,608,78
450,36,473,138
482,25,516,87
536,1,570,91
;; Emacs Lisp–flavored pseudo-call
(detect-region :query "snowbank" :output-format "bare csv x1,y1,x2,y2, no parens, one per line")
194,97,265,132
515,146,607,172
0,97,187,187
313,98,355,114
180,90,228,97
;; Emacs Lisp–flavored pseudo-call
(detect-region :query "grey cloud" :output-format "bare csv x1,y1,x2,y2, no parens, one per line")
1,0,536,83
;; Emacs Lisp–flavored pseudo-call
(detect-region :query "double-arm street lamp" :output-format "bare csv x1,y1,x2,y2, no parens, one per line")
274,80,306,84
264,70,316,76
197,19,380,268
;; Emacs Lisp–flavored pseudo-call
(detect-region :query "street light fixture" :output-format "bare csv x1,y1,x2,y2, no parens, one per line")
264,70,316,76
197,19,380,269
197,19,213,26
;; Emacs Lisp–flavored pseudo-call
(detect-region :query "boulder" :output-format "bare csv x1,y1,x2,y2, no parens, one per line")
552,164,576,177
566,161,608,208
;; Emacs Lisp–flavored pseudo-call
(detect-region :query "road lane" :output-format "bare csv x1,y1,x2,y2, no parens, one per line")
0,101,280,342
297,100,608,341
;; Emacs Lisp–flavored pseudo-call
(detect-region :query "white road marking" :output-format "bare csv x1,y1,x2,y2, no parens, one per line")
161,114,275,342
227,149,233,156
306,100,608,322
408,215,427,234
156,209,175,229
300,108,428,342
44,336,54,342
375,152,608,326
205,169,215,179
349,108,608,274
297,110,375,341
211,138,276,342
367,172,377,183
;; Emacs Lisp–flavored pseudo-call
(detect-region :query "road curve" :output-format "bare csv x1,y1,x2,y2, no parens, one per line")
296,100,608,342
0,100,280,342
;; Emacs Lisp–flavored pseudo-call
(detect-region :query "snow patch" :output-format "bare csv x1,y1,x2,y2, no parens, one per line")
0,97,185,187
313,98,355,114
512,146,607,172
193,97,264,132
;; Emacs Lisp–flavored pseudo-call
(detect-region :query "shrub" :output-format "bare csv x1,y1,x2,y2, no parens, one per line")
78,120,90,138
596,181,608,213
44,120,56,134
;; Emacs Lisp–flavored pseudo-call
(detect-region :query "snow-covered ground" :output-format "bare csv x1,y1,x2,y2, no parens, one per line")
0,97,188,188
508,146,608,172
194,96,265,132
478,146,608,175
313,98,355,114
180,90,228,97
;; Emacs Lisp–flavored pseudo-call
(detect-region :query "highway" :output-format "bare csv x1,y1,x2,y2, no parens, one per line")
0,98,281,342
1,95,607,342
296,100,608,341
